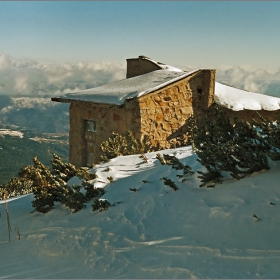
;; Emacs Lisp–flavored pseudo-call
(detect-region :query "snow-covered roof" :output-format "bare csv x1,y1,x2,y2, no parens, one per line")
51,56,280,112
139,56,184,72
215,82,280,111
52,69,199,105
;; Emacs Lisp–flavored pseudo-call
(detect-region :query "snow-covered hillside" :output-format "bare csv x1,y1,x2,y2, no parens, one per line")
0,129,24,138
1,146,280,278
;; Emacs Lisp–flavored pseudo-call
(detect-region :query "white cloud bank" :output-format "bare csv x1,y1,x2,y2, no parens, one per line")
0,53,126,97
216,65,280,98
0,53,280,98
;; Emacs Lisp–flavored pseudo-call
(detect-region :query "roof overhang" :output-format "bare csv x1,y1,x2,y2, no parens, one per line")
51,69,202,106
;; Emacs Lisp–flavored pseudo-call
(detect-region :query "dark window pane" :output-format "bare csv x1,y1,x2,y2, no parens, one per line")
85,120,96,132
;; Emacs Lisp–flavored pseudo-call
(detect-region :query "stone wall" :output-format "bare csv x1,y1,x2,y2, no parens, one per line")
138,69,216,148
191,69,216,112
69,100,140,167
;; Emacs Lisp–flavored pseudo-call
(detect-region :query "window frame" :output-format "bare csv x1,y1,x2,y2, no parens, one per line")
85,120,96,132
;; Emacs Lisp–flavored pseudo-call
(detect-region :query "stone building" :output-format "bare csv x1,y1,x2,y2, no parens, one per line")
52,56,215,166
52,55,280,167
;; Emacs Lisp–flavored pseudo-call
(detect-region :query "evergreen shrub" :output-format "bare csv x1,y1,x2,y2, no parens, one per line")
1,154,103,213
191,108,280,187
100,131,152,162
92,198,111,212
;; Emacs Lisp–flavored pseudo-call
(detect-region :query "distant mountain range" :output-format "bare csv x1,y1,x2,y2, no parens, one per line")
0,95,69,184
0,95,69,133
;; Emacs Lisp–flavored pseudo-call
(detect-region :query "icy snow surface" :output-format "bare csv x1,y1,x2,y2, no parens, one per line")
1,146,280,278
215,82,280,111
55,69,198,105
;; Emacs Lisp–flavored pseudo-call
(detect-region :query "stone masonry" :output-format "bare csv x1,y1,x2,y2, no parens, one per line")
138,69,216,149
68,100,140,167
67,69,216,167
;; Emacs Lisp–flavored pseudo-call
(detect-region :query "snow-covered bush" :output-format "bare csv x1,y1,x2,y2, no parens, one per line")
0,177,33,199
100,131,152,162
18,156,67,213
252,114,280,160
191,108,280,187
157,153,194,176
156,153,194,189
83,181,105,201
26,156,101,213
92,198,111,212
1,154,102,213
51,153,97,182
162,177,178,191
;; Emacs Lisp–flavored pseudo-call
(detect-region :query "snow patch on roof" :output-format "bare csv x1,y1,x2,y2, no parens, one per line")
55,69,198,105
141,56,184,72
215,82,280,111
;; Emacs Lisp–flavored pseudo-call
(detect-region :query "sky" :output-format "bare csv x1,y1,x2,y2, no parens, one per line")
0,1,280,97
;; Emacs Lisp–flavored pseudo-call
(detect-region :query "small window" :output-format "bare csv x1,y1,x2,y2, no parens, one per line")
85,120,96,132
197,88,202,94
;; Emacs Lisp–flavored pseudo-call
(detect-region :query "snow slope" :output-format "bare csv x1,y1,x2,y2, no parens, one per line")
1,146,280,278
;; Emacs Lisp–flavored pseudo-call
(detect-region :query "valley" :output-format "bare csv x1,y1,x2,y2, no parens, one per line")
0,95,69,184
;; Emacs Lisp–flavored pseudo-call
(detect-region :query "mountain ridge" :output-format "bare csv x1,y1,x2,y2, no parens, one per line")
0,95,69,133
0,95,70,184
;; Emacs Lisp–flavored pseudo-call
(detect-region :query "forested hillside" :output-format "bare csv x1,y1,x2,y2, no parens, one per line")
0,95,69,184
0,129,68,185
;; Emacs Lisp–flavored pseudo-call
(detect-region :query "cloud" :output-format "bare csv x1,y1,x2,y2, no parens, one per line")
0,54,11,70
0,53,126,97
1,53,279,98
216,65,280,97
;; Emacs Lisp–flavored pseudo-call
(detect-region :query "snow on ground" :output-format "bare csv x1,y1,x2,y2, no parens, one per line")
29,136,68,145
1,146,280,278
0,129,24,138
215,82,280,111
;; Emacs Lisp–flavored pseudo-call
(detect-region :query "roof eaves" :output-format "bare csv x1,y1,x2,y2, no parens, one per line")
51,69,202,105
51,97,70,103
51,96,123,107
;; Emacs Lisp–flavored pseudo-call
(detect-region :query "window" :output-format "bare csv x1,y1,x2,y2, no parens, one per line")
85,120,96,132
197,88,202,94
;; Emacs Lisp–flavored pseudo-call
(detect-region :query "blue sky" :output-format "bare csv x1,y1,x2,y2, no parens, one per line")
1,1,280,98
1,1,280,71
